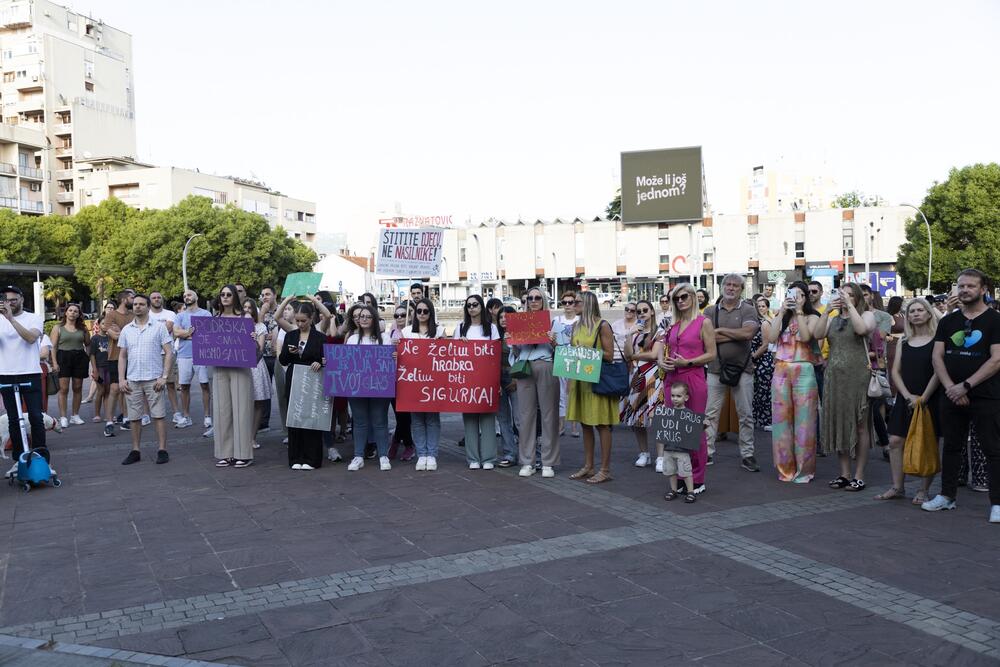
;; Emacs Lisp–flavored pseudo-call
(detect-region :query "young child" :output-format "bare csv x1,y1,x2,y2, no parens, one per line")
663,381,697,504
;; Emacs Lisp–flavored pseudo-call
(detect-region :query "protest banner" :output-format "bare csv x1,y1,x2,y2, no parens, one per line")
553,345,602,383
191,316,257,368
375,228,443,277
323,344,396,398
505,311,552,345
286,364,333,430
281,272,323,298
650,406,705,451
395,338,499,412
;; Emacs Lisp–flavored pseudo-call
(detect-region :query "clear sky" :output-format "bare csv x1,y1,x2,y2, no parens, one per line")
77,0,999,253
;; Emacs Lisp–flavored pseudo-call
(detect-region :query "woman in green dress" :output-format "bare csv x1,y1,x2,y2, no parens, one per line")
566,291,619,484
813,283,876,491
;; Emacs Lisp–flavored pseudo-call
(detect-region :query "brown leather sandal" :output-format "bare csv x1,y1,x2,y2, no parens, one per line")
585,469,613,484
569,467,594,480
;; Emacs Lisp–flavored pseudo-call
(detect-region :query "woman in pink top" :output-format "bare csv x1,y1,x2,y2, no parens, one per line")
651,283,717,494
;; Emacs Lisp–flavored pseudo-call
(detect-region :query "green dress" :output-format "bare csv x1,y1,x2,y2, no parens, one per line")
820,317,872,456
566,322,620,427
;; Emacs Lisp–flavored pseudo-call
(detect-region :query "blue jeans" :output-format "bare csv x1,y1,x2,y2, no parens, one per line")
498,388,518,463
0,374,45,452
410,412,441,458
349,398,390,458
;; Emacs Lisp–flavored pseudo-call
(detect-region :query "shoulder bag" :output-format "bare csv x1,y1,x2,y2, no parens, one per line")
713,306,753,387
863,336,891,399
593,321,629,397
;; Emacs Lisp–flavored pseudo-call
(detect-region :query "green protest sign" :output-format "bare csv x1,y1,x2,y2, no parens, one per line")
553,345,602,383
282,272,322,298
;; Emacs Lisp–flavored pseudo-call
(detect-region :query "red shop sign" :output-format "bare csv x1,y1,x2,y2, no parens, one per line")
395,338,500,413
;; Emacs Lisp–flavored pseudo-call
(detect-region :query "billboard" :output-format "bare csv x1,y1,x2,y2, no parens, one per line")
621,146,703,224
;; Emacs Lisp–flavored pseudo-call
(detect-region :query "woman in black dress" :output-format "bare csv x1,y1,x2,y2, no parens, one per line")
279,302,326,470
750,295,774,430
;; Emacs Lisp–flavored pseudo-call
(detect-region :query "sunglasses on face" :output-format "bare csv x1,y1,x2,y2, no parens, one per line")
526,295,543,302
638,308,651,314
673,293,691,303
415,308,430,315
394,313,407,318
624,307,636,313
809,289,820,295
465,303,480,309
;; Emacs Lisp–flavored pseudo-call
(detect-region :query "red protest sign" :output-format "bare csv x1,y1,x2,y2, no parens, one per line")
395,338,500,413
505,311,552,345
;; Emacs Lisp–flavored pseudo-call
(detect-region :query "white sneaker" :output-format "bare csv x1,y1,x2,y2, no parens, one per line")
469,462,481,470
426,457,437,471
379,456,391,471
176,416,192,429
172,412,184,425
635,452,650,467
141,415,151,427
59,417,69,429
327,447,343,462
764,425,773,432
921,494,956,512
655,457,664,474
300,463,314,470
69,415,85,425
483,462,495,470
541,466,554,478
990,505,1000,523
204,417,212,428
203,426,214,438
518,465,535,477
347,457,364,471
291,464,303,470
282,437,289,445
252,442,260,449
692,484,706,495
415,456,427,471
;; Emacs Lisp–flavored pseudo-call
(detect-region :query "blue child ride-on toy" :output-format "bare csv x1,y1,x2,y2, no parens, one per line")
2,381,60,492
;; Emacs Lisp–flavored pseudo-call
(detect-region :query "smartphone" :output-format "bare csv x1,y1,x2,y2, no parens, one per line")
785,289,795,300
636,319,645,327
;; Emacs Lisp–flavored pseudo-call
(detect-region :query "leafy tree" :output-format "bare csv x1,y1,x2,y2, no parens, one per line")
833,191,885,208
896,163,1000,292
0,210,82,265
605,190,621,219
42,276,74,311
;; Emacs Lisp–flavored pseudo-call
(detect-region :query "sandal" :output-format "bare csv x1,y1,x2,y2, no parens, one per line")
664,490,679,501
828,476,850,489
875,487,904,500
684,493,697,504
585,470,612,484
912,490,928,506
845,479,865,492
569,467,594,480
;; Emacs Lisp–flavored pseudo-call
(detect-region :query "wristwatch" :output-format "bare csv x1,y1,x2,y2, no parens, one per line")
963,381,972,391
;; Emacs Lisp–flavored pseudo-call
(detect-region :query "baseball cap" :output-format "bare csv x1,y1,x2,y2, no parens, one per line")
2,285,23,296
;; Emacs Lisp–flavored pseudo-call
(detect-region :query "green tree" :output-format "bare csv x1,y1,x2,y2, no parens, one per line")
896,163,1000,292
605,190,621,219
42,276,74,311
0,209,82,265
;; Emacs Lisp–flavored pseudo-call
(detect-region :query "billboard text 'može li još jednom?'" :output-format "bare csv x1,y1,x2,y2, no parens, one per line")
621,146,703,224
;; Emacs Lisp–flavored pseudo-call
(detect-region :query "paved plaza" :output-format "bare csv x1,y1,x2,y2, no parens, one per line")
1,397,999,666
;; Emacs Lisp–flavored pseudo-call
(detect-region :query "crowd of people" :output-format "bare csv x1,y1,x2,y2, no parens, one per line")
0,268,997,522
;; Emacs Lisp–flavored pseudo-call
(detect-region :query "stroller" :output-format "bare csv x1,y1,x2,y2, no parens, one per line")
2,381,60,492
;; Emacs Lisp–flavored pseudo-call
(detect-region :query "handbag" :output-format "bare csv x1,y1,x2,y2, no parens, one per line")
593,321,629,397
45,369,58,395
863,337,892,399
712,307,753,387
510,358,532,379
902,399,940,477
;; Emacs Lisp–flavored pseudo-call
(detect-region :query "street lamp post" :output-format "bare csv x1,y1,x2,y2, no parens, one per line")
182,234,203,292
901,203,932,292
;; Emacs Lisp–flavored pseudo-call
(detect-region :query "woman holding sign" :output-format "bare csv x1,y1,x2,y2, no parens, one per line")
279,301,326,470
401,298,445,471
652,283,717,494
566,291,619,484
345,305,394,472
454,295,501,470
212,285,260,469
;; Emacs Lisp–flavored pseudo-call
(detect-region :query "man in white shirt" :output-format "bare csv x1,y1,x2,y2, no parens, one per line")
0,285,46,453
148,291,181,424
119,294,173,465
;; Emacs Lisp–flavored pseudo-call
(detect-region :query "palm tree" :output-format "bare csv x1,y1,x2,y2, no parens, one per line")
43,276,74,313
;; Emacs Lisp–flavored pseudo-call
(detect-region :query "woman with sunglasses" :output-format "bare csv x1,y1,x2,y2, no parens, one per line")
279,301,326,470
813,283,876,492
566,291,618,483
455,294,501,469
509,286,560,477
346,305,394,472
401,298,445,470
621,300,662,468
212,285,260,468
387,304,416,462
50,302,91,428
554,291,580,437
651,284,717,494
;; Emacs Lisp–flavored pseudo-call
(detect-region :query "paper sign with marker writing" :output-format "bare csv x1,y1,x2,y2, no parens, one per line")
650,406,704,451
505,311,552,345
286,364,333,430
323,344,396,398
282,272,322,298
553,345,602,383
191,316,257,368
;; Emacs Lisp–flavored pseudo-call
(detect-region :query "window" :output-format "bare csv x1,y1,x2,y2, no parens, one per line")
459,247,466,263
842,229,854,253
2,72,13,83
748,230,759,260
794,228,805,259
658,238,669,262
84,62,94,79
84,81,94,92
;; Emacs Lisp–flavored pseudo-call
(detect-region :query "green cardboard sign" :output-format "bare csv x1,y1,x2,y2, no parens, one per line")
282,272,322,298
553,345,602,383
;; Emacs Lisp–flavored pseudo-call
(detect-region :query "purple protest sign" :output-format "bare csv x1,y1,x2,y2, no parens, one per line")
323,344,396,398
191,316,257,368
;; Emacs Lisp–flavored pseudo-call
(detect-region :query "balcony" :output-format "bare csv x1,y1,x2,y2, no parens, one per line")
0,197,16,209
55,146,73,157
54,168,73,181
0,163,15,176
53,123,72,135
18,165,42,179
56,191,74,203
19,199,44,213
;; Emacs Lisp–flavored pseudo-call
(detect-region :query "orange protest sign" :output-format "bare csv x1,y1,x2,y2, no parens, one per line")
505,311,551,345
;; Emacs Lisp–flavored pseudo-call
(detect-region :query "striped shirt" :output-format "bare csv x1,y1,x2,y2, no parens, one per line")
118,319,172,381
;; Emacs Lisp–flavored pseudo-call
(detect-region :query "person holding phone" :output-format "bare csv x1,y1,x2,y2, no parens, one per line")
279,301,326,470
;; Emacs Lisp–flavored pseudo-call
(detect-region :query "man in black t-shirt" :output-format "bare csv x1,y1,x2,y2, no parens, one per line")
923,269,1000,523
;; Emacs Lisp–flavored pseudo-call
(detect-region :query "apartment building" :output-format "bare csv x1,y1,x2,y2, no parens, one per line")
74,156,317,244
739,163,838,215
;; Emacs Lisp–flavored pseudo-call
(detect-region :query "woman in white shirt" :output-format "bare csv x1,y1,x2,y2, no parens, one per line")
553,291,580,437
454,295,501,469
346,305,394,472
401,298,445,471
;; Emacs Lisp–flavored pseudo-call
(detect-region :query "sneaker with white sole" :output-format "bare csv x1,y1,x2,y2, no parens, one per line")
692,484,706,495
921,494,956,512
141,415,151,427
379,456,391,471
59,416,69,429
518,465,534,477
635,452,650,467
990,505,1000,523
69,415,85,425
655,457,664,474
541,466,554,478
203,426,214,438
327,447,343,462
172,412,184,425
300,463,314,470
176,416,192,428
347,457,364,471
482,462,495,470
204,417,212,428
415,456,427,471
426,457,437,471
469,462,481,470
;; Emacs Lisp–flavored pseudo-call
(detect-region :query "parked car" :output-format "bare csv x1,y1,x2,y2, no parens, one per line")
596,292,617,307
